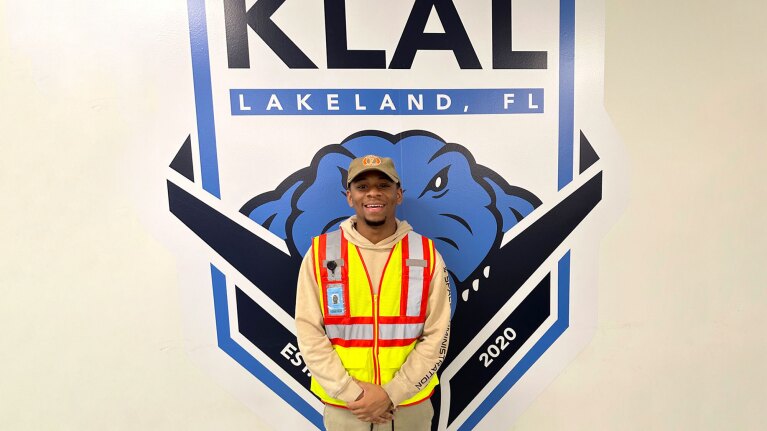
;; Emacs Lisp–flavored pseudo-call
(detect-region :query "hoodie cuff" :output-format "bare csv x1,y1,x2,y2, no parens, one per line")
336,378,364,404
382,376,411,407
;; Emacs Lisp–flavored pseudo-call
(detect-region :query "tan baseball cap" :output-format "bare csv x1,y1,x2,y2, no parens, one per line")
346,155,400,187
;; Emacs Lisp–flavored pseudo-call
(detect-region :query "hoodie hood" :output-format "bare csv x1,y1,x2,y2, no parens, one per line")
340,216,413,250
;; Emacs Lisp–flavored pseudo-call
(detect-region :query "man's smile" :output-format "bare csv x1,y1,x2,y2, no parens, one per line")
364,203,385,213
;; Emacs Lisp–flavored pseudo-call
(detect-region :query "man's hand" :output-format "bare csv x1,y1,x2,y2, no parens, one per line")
347,381,395,424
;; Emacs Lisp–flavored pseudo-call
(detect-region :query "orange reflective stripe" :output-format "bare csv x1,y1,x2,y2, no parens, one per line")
340,231,350,316
316,234,330,317
312,237,324,312
400,234,410,317
329,338,375,348
420,235,431,318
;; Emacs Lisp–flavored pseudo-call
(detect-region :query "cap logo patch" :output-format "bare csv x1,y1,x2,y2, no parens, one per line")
362,155,382,166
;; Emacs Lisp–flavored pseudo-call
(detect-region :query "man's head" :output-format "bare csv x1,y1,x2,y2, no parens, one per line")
346,155,403,230
346,155,400,187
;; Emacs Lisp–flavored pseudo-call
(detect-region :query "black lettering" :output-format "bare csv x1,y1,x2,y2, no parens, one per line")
492,0,547,69
223,0,317,69
390,0,481,69
324,0,386,68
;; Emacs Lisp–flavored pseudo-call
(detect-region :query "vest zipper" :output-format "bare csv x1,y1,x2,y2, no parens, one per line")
373,293,381,385
355,243,395,387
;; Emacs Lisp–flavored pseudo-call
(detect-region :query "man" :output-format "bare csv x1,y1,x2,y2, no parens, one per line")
295,155,451,430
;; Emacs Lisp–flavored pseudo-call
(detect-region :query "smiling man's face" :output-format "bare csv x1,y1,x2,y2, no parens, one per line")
346,170,403,231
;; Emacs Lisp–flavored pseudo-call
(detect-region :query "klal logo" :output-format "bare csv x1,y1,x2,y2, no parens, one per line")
166,129,602,429
156,1,624,430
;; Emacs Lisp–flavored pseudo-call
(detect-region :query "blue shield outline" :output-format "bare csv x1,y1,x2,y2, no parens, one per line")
183,1,576,429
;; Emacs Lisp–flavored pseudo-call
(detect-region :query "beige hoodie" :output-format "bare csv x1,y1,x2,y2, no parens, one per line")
295,217,451,406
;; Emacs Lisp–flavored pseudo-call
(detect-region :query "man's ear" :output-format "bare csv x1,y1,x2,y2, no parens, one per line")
346,188,353,207
395,186,403,205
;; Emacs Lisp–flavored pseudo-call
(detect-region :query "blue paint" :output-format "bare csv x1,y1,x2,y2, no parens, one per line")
190,0,577,427
230,89,544,116
558,0,575,191
186,0,221,198
458,251,571,430
248,133,539,284
210,264,324,428
459,0,576,425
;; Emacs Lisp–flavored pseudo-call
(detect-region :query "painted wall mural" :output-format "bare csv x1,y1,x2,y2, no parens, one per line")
152,1,625,429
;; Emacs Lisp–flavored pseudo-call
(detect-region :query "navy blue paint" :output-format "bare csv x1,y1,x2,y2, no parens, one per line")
446,170,600,351
210,265,323,428
167,181,298,315
235,286,312,389
447,274,552,423
443,171,602,429
460,252,571,430
170,135,195,181
579,131,600,173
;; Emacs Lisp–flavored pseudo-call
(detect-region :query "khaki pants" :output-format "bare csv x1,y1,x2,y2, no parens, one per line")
323,400,434,431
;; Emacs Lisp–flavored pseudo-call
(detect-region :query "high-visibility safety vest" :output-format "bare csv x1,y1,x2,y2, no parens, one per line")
310,229,438,407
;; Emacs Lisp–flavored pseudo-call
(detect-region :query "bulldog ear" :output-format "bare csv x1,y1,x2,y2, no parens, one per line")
482,175,542,232
240,178,304,240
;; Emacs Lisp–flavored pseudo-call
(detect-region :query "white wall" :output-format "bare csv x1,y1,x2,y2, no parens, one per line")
1,1,764,429
514,2,767,429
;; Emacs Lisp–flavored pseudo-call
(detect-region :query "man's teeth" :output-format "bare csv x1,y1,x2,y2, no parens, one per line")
365,204,383,207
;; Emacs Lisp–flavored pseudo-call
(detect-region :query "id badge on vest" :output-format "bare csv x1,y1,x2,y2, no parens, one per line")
326,284,346,316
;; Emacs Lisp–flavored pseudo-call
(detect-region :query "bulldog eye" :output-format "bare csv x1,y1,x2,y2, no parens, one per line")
419,166,450,198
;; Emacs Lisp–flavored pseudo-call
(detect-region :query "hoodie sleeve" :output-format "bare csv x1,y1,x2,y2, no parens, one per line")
295,248,364,403
383,250,451,405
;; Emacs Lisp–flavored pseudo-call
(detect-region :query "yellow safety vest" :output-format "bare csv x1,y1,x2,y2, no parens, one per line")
310,229,439,407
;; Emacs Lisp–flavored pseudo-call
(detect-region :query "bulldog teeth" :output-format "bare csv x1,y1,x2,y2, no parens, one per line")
461,268,490,303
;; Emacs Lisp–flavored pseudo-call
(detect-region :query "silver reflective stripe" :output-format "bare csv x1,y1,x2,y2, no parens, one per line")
379,323,424,340
406,232,425,317
325,324,373,340
324,230,343,281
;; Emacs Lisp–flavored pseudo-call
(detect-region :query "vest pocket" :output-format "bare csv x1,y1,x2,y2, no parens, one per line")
337,346,374,383
377,344,416,384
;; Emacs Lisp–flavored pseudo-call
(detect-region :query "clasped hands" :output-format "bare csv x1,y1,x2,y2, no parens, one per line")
347,380,395,424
